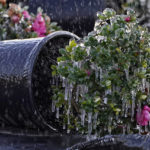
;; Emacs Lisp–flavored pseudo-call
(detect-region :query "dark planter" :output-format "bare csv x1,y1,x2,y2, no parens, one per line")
67,134,149,150
0,31,79,132
26,0,105,37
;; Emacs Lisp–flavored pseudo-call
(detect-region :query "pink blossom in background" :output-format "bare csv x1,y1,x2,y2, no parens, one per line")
11,15,20,23
125,16,131,22
136,105,150,126
32,13,46,37
22,10,31,19
85,70,91,76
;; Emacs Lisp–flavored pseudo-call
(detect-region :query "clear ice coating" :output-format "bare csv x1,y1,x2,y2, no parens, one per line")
81,109,86,126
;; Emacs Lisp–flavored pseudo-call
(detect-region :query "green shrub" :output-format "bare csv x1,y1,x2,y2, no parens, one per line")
51,8,150,139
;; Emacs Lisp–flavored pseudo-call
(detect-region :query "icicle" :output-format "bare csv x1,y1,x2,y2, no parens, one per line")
65,80,68,100
51,100,56,112
52,77,55,85
67,105,71,125
87,112,93,141
131,90,136,121
99,67,103,80
137,124,142,134
88,112,92,128
121,98,126,116
87,47,90,55
76,85,80,102
55,76,59,86
146,81,150,95
142,78,146,92
108,126,112,135
68,83,73,104
76,126,79,131
81,109,86,126
67,129,70,134
108,117,112,135
106,89,112,95
125,103,129,118
95,66,99,80
78,61,82,68
93,112,98,129
63,124,66,130
127,123,130,134
123,126,126,135
145,125,148,133
56,107,59,119
104,97,108,104
62,77,65,87
124,68,129,81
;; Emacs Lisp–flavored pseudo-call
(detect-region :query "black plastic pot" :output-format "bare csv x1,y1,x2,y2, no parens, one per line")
0,31,79,132
67,134,149,150
26,0,105,37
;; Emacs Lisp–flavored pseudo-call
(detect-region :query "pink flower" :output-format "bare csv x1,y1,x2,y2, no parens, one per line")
32,13,46,37
136,105,150,126
22,10,31,19
125,16,131,22
11,15,20,23
85,70,91,76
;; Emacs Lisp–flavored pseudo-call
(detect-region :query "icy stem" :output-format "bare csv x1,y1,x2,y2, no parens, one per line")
125,103,129,118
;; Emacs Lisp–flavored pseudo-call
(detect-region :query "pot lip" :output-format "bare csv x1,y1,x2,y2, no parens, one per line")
25,31,79,131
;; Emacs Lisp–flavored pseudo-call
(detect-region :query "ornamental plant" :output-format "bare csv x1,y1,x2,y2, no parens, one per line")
0,2,61,40
51,8,150,139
